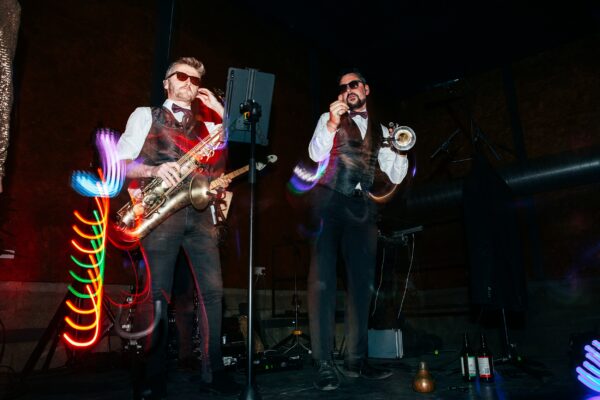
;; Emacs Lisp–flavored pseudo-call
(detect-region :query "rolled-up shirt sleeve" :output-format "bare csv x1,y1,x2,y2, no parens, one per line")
378,124,408,184
308,113,336,162
116,107,152,161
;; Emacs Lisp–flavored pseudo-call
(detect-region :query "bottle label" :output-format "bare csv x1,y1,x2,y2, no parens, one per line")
477,356,492,378
467,356,477,377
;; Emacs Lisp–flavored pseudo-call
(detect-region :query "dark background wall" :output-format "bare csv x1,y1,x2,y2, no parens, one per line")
0,0,599,299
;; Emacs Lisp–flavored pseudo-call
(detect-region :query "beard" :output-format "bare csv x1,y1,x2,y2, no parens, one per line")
174,86,196,102
167,82,196,103
346,93,366,110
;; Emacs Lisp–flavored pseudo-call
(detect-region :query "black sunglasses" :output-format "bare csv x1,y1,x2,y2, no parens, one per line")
338,80,363,94
166,71,201,87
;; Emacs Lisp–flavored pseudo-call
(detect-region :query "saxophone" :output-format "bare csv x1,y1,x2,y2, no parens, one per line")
115,125,224,242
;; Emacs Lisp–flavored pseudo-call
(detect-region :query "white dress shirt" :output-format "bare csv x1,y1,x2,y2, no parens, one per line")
308,112,409,185
116,99,218,161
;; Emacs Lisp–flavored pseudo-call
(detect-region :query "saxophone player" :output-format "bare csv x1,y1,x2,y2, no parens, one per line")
116,57,237,399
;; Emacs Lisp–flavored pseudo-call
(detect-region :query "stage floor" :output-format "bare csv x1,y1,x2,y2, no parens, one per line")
1,350,595,400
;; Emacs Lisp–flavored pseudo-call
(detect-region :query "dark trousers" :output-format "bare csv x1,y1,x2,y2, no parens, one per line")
307,187,377,363
132,206,223,392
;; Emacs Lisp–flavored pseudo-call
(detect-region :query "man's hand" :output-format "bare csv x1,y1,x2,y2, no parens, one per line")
151,162,181,187
326,94,349,133
210,123,225,143
196,88,224,118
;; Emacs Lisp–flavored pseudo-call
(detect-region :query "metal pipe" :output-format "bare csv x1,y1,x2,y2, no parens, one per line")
404,146,600,213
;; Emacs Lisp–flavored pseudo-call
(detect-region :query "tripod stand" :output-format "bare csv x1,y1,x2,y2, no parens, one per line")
20,288,118,378
272,273,311,356
492,307,552,381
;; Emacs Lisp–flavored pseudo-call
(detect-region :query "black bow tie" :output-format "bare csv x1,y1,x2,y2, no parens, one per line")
171,103,192,115
349,111,368,119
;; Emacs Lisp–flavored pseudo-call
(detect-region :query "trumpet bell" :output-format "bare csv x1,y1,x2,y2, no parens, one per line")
390,125,416,152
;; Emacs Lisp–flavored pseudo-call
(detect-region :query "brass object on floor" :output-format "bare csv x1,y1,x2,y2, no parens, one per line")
412,361,435,393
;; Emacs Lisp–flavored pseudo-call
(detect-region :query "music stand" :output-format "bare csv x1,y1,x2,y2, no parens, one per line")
224,67,275,400
224,68,275,146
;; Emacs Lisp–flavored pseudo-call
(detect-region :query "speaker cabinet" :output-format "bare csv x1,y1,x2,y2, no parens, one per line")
463,156,526,311
368,329,403,359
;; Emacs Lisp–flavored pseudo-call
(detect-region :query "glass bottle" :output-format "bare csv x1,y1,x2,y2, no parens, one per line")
477,332,495,383
460,332,477,382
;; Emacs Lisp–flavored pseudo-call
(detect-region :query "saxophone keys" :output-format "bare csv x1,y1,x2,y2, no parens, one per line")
133,204,145,216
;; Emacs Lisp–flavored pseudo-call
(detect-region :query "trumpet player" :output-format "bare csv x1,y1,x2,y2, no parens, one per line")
306,68,409,391
116,57,236,399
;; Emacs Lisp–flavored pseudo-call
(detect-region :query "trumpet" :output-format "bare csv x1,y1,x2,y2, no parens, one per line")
383,123,416,152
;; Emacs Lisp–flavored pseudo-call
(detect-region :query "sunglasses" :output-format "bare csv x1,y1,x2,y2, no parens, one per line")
166,71,201,87
338,80,363,94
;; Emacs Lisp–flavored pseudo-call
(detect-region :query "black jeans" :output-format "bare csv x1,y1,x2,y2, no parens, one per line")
133,205,223,390
307,187,377,363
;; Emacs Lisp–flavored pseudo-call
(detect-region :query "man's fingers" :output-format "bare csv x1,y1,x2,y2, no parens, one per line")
331,101,348,113
329,101,348,121
335,105,348,116
160,172,176,187
156,163,181,187
196,88,216,103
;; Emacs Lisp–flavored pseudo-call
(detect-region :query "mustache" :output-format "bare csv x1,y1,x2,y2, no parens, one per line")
345,93,358,103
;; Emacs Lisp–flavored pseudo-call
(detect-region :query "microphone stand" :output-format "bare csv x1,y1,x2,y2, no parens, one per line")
471,121,501,161
430,128,461,160
240,99,262,400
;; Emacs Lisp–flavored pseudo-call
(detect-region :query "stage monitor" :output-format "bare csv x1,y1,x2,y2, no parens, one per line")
224,67,275,146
